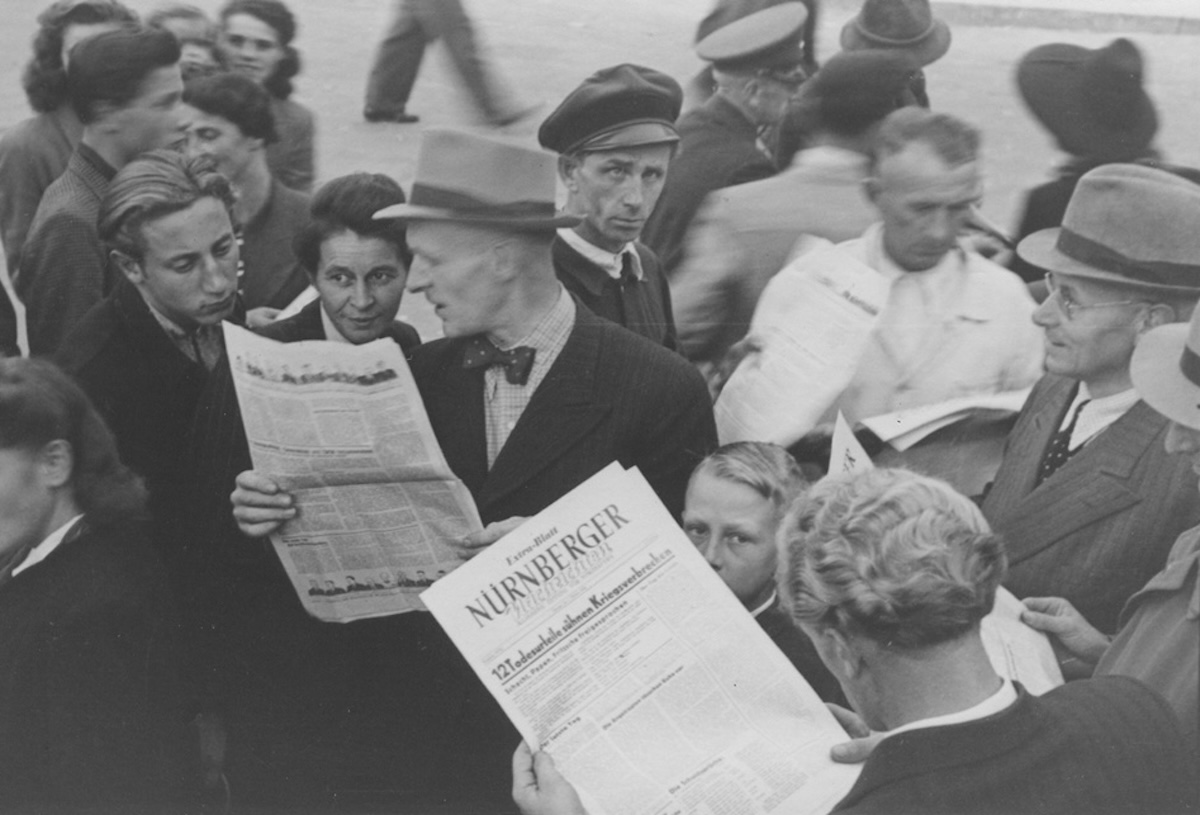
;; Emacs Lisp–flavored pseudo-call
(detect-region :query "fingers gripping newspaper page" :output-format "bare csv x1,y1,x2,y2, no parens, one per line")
714,244,889,447
223,324,482,622
422,463,861,815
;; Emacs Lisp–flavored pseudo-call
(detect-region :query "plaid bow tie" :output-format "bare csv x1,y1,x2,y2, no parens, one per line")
462,337,536,385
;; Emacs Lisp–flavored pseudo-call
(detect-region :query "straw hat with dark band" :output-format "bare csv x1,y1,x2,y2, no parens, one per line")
373,129,580,231
1131,316,1200,430
1017,163,1200,294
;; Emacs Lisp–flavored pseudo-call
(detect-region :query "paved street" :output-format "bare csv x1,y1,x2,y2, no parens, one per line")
2,0,1198,338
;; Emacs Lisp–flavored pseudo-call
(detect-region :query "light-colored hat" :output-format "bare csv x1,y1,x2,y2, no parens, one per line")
373,129,580,231
840,0,951,67
1131,312,1200,430
1017,163,1200,294
696,3,809,74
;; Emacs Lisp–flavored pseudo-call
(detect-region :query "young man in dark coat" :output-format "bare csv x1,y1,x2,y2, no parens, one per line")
538,64,683,349
232,128,717,810
18,25,184,356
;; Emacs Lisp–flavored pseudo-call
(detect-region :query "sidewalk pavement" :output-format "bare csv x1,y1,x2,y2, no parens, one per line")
932,0,1200,34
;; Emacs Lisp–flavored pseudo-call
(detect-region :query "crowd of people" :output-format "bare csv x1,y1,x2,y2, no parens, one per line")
0,0,1197,813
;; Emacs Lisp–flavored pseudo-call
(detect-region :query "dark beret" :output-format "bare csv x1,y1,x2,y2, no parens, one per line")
538,63,682,155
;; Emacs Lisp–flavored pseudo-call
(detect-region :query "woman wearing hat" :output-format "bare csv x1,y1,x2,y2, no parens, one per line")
1011,38,1160,283
218,0,315,192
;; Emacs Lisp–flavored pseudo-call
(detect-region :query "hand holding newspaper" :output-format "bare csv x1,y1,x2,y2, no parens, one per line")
223,324,482,622
714,243,889,446
423,463,861,815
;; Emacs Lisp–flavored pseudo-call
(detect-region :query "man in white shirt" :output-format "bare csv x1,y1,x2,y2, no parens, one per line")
983,162,1200,634
672,49,920,370
834,107,1043,422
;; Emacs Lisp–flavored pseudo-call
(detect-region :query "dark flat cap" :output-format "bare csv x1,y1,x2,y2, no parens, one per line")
538,64,683,155
695,3,808,72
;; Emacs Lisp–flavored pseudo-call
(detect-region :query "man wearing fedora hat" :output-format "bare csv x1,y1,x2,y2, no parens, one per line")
1010,38,1160,284
1019,283,1200,753
839,0,950,108
642,3,809,279
538,64,682,349
983,163,1200,636
229,128,716,808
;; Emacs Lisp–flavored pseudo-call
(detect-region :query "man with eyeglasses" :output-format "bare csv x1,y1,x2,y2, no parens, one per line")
983,163,1200,636
641,4,808,279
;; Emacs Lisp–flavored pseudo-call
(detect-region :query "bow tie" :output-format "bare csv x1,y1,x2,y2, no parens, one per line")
462,337,536,385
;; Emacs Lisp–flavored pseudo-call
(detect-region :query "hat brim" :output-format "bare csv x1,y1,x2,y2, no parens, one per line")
1016,51,1157,160
839,18,951,66
373,203,580,230
1016,227,1200,294
1130,323,1199,428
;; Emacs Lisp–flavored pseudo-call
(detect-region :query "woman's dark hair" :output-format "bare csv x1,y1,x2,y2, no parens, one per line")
218,0,301,100
294,173,412,274
0,358,147,527
68,26,182,125
22,0,140,113
183,71,277,143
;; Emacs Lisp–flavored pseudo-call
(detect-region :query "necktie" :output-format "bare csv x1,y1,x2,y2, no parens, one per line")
462,336,536,385
1036,398,1091,486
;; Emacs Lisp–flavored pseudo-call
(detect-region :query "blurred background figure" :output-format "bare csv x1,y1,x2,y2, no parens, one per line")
218,0,315,192
0,357,189,812
362,0,532,126
147,2,224,80
838,0,950,108
182,71,309,325
1010,38,1159,284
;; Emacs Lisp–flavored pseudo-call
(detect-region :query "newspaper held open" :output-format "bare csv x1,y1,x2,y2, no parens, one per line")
223,323,482,622
422,462,861,815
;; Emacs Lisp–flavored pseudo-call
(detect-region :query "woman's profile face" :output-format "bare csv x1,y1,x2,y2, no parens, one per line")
220,13,284,86
0,446,59,560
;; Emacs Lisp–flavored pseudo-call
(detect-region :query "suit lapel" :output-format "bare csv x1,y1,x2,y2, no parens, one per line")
421,343,489,498
476,310,611,517
997,389,1163,566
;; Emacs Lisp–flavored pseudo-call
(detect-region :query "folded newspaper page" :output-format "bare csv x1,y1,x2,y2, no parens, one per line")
223,323,482,622
714,243,889,447
826,442,1063,695
423,462,862,815
860,389,1032,452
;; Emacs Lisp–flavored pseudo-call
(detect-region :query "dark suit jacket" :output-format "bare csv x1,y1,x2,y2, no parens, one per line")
552,235,677,350
57,280,220,570
0,519,187,811
18,143,116,356
411,301,715,524
982,374,1200,633
642,94,776,277
833,677,1197,814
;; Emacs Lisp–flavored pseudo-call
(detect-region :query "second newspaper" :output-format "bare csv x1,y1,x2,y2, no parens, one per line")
223,323,481,622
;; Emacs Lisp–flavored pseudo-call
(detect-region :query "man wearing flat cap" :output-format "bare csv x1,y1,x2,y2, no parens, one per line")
538,64,681,349
642,3,809,278
983,163,1200,637
230,128,717,809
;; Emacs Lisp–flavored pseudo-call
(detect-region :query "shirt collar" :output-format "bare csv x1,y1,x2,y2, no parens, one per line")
867,223,992,322
11,514,85,578
76,142,117,182
144,299,224,370
880,678,1017,741
491,285,575,356
557,227,644,282
786,144,869,174
750,589,778,619
1066,384,1140,450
